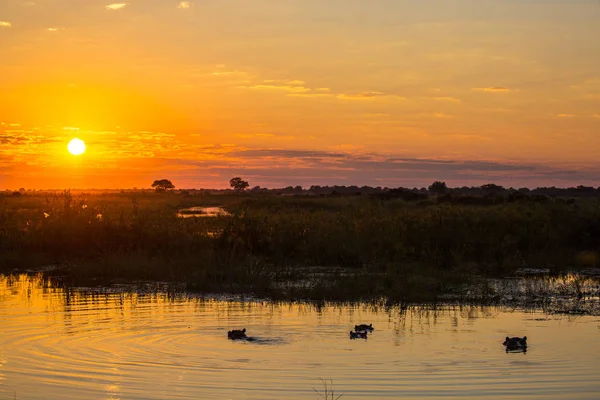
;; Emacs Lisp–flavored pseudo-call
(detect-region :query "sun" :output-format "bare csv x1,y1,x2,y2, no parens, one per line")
67,138,86,155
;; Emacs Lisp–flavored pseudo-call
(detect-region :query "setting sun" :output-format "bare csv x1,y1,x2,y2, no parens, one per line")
67,138,86,155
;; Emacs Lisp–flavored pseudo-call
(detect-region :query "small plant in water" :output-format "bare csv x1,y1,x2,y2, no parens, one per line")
313,378,343,400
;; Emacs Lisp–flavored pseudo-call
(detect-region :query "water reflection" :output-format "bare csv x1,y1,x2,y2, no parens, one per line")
177,206,231,218
1,274,599,399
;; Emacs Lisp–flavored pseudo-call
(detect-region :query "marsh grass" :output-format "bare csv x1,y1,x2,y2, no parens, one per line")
313,378,343,400
1,191,599,302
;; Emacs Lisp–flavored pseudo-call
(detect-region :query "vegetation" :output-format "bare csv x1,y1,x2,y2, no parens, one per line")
428,180,448,194
313,379,343,400
229,177,249,191
151,179,175,192
0,187,598,302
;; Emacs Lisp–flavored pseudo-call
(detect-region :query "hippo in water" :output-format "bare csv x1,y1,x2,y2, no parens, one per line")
350,330,368,339
503,336,527,351
228,328,247,340
354,323,374,332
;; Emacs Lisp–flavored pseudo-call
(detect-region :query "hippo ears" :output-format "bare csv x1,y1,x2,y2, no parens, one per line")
242,328,246,333
523,336,527,340
369,324,372,327
505,336,510,340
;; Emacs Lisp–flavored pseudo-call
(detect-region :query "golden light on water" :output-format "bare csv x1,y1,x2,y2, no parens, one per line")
1,274,600,399
67,138,86,155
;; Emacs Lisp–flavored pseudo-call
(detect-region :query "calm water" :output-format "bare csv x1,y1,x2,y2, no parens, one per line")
177,206,231,218
1,275,599,399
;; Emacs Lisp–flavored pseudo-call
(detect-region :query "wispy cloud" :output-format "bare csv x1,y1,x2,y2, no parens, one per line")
428,96,462,103
236,133,295,140
230,71,407,101
239,83,311,94
337,92,406,101
557,113,575,118
105,3,127,11
0,21,12,28
472,87,512,93
178,2,191,9
3,124,599,189
174,147,599,188
288,93,335,98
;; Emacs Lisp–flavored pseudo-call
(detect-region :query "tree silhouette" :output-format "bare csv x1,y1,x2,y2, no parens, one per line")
151,179,175,192
229,177,249,191
428,181,447,194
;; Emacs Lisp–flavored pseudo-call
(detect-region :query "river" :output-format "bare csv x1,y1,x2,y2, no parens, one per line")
1,274,599,399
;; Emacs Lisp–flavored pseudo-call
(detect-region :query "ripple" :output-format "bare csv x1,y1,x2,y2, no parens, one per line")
1,275,600,399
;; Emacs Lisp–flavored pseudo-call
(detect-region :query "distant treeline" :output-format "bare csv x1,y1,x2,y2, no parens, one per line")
4,182,600,199
200,183,599,200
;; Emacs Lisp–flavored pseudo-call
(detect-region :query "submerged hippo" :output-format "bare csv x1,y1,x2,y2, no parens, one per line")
354,323,374,332
503,336,527,351
228,328,247,340
350,330,368,339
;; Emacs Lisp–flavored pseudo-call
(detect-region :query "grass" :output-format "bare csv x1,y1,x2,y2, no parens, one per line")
313,378,343,400
0,190,599,302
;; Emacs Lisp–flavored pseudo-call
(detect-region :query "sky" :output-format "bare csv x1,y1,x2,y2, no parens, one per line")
1,0,599,189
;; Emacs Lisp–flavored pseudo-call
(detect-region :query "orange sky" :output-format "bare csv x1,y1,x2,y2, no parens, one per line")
1,0,599,189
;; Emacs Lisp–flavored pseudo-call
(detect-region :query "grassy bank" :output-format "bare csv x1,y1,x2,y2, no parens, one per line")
1,191,599,301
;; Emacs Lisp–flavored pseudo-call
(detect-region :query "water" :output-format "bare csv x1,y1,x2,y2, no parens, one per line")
1,274,600,399
177,206,231,218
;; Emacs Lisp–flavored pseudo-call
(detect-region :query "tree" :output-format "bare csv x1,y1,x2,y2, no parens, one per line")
229,177,249,191
151,179,175,192
481,183,505,194
428,181,447,194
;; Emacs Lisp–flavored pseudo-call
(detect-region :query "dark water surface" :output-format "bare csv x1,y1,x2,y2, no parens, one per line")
1,274,599,399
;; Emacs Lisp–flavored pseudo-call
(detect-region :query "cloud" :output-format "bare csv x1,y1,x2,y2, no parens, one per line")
236,133,296,141
236,79,319,94
0,21,12,28
472,87,511,93
105,3,127,11
170,147,600,188
288,93,335,98
236,133,274,138
270,79,305,85
0,135,22,145
209,70,248,77
239,84,311,94
429,97,461,103
4,125,599,189
178,1,191,8
328,144,365,151
557,113,575,118
0,131,60,146
231,71,407,101
337,92,407,101
229,149,346,159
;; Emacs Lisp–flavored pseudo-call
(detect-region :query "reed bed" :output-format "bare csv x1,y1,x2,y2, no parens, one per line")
1,191,598,301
